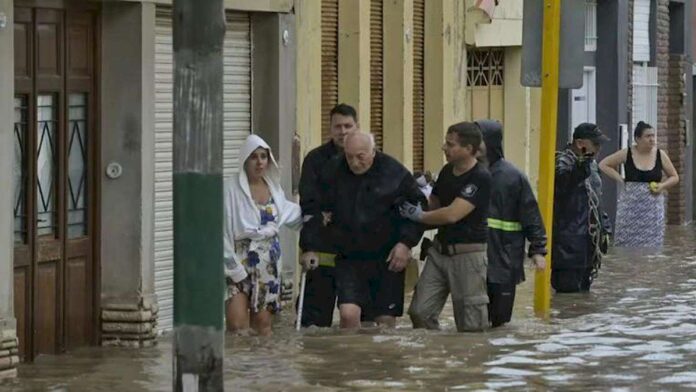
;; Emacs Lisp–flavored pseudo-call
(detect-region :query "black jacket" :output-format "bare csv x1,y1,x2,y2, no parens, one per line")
313,151,426,260
478,120,548,285
299,141,340,253
552,146,610,270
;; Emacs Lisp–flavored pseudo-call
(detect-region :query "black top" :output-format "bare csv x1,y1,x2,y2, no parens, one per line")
316,151,426,259
432,162,491,244
625,148,662,183
299,141,340,252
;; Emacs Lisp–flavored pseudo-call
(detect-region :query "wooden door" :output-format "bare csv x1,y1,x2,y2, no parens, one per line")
13,5,98,361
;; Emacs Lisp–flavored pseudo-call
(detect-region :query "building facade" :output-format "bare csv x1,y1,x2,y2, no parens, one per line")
0,0,495,374
556,0,693,225
3,0,689,377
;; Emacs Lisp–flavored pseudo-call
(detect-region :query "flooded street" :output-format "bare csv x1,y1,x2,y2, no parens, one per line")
2,226,695,391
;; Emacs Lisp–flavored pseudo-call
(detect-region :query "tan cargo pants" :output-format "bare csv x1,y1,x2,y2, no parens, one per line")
408,246,489,332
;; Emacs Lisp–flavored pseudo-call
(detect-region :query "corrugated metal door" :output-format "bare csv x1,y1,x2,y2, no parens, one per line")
154,8,251,332
321,0,339,143
632,64,659,134
370,0,384,150
633,0,651,62
222,13,253,176
412,0,425,171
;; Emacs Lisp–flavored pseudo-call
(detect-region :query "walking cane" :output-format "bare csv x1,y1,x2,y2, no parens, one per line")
295,270,307,331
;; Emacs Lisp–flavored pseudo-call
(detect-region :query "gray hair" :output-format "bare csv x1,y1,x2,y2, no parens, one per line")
345,131,375,151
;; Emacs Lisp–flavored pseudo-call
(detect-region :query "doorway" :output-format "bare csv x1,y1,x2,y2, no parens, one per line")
12,4,99,361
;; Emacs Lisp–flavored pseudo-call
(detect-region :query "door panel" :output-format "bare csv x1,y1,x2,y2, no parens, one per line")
13,91,33,361
66,12,94,91
34,90,63,356
35,9,62,90
13,269,29,360
35,263,58,354
65,254,90,348
64,10,94,349
12,6,98,361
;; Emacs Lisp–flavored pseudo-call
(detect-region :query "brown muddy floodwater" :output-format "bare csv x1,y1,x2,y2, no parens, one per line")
2,226,696,391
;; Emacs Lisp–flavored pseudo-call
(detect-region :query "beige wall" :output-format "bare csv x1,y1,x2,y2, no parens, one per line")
338,0,371,131
111,0,293,13
294,0,322,156
382,0,414,166
500,46,541,192
467,0,523,47
423,0,468,173
100,2,156,306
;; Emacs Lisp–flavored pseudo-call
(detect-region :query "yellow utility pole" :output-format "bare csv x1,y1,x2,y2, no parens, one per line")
534,0,562,317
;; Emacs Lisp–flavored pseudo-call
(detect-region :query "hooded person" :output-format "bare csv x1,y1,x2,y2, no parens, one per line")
553,123,612,293
476,120,547,327
224,134,302,335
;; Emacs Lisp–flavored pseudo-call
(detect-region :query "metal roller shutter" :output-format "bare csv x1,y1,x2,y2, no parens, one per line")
633,0,651,62
223,13,252,176
321,0,339,143
412,0,425,172
632,64,658,134
154,8,251,332
370,0,384,150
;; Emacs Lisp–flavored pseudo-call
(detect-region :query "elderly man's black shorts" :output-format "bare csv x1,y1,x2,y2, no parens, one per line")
335,257,405,319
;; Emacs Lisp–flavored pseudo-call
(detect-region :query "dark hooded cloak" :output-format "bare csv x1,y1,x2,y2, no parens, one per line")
476,120,547,285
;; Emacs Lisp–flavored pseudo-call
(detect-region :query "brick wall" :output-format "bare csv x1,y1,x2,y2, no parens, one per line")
657,0,669,149
657,0,689,224
656,0,678,222
667,54,687,223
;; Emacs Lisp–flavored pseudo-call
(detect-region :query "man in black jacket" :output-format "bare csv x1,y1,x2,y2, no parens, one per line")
476,120,547,327
553,123,611,292
306,131,426,328
298,104,359,327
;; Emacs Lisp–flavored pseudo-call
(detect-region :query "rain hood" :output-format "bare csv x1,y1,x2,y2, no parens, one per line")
223,134,301,282
476,119,504,165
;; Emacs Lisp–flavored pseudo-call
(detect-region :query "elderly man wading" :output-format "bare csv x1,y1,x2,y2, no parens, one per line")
304,131,426,328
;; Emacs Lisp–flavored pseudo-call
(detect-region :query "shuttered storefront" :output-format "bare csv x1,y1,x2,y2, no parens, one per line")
321,0,339,143
370,0,384,150
154,8,252,332
412,0,425,172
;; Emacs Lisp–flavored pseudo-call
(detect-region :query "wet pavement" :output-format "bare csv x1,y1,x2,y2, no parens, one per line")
2,226,695,391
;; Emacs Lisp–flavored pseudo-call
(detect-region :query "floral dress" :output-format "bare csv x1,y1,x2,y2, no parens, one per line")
228,198,283,314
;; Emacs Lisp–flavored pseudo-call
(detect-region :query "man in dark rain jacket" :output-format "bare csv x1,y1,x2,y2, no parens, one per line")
298,104,359,327
552,123,611,293
304,131,426,329
476,120,547,327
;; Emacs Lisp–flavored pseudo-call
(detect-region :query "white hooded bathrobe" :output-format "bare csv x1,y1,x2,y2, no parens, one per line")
223,134,302,313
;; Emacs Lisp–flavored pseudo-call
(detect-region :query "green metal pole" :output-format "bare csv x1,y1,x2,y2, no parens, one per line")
172,0,225,390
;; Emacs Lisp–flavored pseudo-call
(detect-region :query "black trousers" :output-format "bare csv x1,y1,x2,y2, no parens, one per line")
551,268,593,293
299,266,337,327
487,282,516,328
